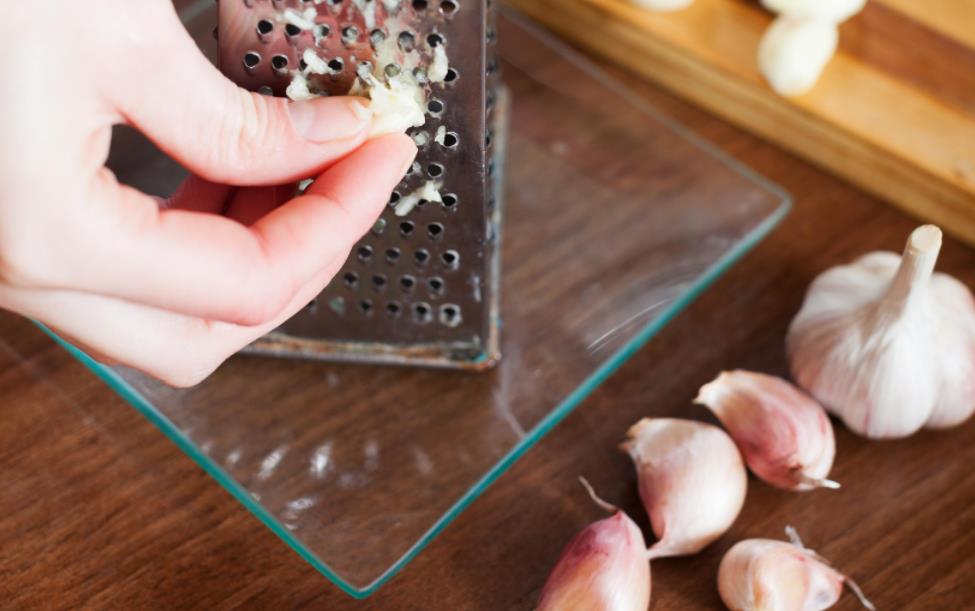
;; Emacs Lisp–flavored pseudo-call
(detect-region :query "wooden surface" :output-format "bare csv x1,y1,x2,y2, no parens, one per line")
505,0,975,248
3,19,975,611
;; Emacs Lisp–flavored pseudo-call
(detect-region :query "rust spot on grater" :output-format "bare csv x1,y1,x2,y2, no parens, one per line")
217,0,504,369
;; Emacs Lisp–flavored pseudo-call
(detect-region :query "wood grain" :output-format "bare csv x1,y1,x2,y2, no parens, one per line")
2,32,974,608
504,0,975,247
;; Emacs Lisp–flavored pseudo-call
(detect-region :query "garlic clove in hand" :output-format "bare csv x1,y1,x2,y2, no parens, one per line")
758,17,838,96
761,0,868,23
622,418,747,559
696,371,839,491
718,527,874,611
537,480,651,611
788,225,975,438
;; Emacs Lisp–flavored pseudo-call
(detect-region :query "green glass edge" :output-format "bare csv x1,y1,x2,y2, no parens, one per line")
38,191,788,598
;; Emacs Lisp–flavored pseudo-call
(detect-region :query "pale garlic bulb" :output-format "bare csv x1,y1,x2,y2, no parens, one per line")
696,371,839,491
788,225,975,438
622,418,747,558
536,481,651,611
758,17,838,96
718,527,874,611
761,0,867,23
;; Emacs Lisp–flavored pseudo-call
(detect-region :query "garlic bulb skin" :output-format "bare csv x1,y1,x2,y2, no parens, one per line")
788,225,975,438
696,371,838,491
631,0,694,12
622,418,747,558
536,511,651,611
718,529,874,611
761,0,867,23
758,17,838,96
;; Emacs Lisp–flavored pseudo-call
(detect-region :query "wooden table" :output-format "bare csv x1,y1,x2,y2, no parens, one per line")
2,23,974,611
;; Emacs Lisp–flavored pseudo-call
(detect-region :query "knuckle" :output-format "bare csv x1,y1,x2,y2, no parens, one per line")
211,91,281,174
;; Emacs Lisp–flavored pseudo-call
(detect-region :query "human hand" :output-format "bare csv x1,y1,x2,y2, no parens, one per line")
0,1,417,386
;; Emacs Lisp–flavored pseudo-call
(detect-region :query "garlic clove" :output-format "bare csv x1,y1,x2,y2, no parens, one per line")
622,418,747,559
631,0,695,12
696,371,838,491
758,17,838,97
718,527,874,611
788,225,975,438
761,0,868,23
537,482,651,611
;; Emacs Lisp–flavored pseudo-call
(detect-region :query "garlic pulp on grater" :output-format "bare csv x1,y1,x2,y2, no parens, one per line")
285,6,450,138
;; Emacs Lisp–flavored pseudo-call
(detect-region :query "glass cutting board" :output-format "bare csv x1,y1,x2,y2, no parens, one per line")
45,4,790,598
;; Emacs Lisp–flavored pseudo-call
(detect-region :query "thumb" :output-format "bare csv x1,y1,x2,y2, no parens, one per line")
104,2,373,186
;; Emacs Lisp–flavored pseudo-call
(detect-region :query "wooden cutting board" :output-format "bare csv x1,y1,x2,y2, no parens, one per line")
505,0,975,246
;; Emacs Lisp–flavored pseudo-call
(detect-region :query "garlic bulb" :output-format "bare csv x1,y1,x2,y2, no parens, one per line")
622,418,747,558
788,225,975,438
718,527,874,611
537,481,651,611
631,0,694,12
758,17,838,96
761,0,867,23
696,371,839,491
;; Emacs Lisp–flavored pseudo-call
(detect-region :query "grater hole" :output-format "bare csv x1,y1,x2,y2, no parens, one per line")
385,247,401,263
285,23,302,38
399,220,415,236
305,298,319,312
427,99,445,116
441,0,459,14
442,250,459,269
428,277,445,296
370,29,386,47
343,272,359,288
414,249,430,266
315,24,331,39
243,52,262,69
444,68,459,83
342,25,360,44
398,32,416,52
257,20,274,36
413,302,433,324
372,218,386,235
427,163,444,178
442,132,459,148
412,0,429,10
427,222,444,240
272,54,290,74
386,301,402,318
413,67,429,84
359,299,374,315
258,85,274,96
427,33,444,47
330,297,346,315
385,64,402,78
389,191,401,205
407,162,421,177
328,58,345,73
440,304,462,327
357,245,373,261
400,275,416,292
372,274,387,290
441,193,458,211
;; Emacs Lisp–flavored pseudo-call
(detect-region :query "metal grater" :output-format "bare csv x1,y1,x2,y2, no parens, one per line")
217,0,504,369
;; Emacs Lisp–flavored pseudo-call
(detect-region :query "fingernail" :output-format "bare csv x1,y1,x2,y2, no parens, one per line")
289,97,373,143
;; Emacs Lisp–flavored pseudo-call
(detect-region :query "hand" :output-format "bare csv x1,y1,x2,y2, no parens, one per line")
0,1,417,386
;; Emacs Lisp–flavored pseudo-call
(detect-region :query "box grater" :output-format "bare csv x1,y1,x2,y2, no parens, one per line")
216,0,504,369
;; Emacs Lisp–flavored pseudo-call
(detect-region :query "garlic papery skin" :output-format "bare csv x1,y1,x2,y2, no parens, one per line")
631,0,694,12
622,418,747,559
718,528,875,611
761,0,867,23
788,225,975,439
696,371,838,491
758,17,838,96
536,509,651,611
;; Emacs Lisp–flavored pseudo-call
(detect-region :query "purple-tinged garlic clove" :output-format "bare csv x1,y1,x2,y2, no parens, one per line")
696,370,838,491
622,418,747,559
